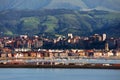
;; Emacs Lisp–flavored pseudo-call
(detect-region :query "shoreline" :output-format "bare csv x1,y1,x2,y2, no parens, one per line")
0,56,120,60
0,64,120,69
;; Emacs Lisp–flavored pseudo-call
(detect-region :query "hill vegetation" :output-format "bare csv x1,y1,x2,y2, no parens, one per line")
0,9,120,37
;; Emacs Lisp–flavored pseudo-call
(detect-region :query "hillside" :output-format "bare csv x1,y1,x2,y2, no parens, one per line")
0,0,120,11
0,9,120,37
94,23,120,37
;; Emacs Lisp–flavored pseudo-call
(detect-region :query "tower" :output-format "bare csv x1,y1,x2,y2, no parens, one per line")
105,42,109,51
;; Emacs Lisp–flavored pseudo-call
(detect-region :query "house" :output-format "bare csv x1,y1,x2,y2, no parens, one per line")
49,52,54,59
36,52,43,58
59,52,68,58
22,52,30,58
85,50,94,57
30,52,37,57
53,52,60,58
1,53,7,58
14,52,24,58
8,53,13,58
78,50,85,57
107,51,114,56
43,52,49,57
116,51,120,56
94,50,103,57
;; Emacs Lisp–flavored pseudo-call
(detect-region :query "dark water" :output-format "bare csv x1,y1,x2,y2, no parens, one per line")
0,69,120,80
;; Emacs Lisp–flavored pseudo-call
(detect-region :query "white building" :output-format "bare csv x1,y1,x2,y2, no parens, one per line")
102,34,106,41
68,33,73,39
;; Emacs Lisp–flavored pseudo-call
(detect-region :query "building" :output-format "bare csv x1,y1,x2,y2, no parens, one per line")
102,34,106,41
105,42,109,51
68,33,73,39
94,50,103,57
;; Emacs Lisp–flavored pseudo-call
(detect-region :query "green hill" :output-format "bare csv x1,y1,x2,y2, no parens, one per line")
0,9,120,37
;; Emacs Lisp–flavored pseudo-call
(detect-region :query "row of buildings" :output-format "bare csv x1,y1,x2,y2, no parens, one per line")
0,33,119,49
0,48,120,59
0,33,120,59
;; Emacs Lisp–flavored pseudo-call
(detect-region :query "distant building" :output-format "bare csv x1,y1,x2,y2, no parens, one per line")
105,42,109,51
116,39,120,50
94,34,102,41
14,48,31,52
20,35,28,39
102,34,106,41
68,33,73,39
57,36,63,41
90,34,102,42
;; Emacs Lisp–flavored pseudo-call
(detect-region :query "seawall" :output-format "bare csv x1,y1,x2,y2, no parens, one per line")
0,64,120,69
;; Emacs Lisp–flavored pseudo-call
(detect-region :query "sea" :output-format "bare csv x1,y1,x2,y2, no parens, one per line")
0,68,120,80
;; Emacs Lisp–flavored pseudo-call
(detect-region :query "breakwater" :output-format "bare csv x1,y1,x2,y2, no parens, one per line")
0,63,120,69
0,58,120,69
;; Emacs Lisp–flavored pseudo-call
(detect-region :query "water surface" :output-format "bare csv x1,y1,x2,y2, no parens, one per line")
0,68,119,80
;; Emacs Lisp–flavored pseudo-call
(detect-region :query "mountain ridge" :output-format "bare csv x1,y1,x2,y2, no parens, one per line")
0,0,120,11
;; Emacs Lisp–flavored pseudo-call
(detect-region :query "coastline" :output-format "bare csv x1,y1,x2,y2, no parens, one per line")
0,57,120,69
0,64,120,69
